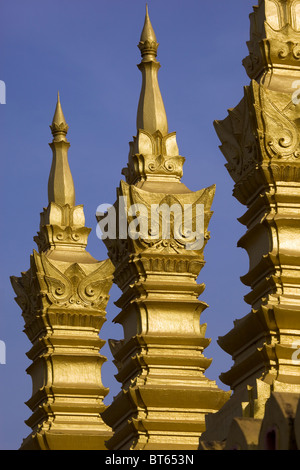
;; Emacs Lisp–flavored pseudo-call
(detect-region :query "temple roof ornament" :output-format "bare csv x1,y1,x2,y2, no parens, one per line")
100,6,230,450
243,0,300,84
200,0,300,447
48,92,75,208
11,94,114,450
138,4,158,59
50,91,69,139
122,6,189,191
136,5,168,138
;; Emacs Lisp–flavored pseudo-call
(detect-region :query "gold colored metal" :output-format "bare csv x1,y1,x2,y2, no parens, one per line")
48,92,75,207
11,94,114,450
136,4,168,137
200,0,300,445
10,1,300,451
100,6,230,450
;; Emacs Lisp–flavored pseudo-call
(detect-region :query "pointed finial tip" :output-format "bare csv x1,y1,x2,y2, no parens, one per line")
50,91,69,138
139,3,158,58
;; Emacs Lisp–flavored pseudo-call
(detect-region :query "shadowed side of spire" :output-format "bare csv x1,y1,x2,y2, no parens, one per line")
136,5,168,136
48,92,75,206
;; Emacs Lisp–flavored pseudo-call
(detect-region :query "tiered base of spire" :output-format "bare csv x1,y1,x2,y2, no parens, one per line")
100,180,230,449
11,220,114,450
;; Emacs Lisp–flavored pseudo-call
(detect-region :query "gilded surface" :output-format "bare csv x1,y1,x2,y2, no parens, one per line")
11,95,114,450
11,0,300,451
201,0,300,445
99,6,230,450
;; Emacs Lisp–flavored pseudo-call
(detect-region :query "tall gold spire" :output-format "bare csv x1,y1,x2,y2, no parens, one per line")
122,5,186,188
11,92,114,450
50,91,69,140
200,0,300,448
139,4,158,57
100,5,230,450
136,5,168,136
48,92,75,207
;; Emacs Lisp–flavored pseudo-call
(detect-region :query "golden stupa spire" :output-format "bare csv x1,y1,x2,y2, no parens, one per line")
139,4,158,57
48,92,75,207
136,4,168,136
200,0,300,448
101,5,230,450
50,91,69,140
11,91,114,450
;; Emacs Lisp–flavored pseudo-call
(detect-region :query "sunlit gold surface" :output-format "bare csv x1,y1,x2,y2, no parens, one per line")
200,0,300,446
11,0,300,452
136,4,168,136
99,6,230,450
11,95,114,450
48,92,75,207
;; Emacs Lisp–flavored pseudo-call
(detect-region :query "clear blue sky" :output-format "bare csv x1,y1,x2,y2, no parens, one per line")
0,0,254,449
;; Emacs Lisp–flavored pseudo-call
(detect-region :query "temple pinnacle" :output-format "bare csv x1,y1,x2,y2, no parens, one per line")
50,91,69,141
139,4,158,57
48,93,75,207
137,5,168,136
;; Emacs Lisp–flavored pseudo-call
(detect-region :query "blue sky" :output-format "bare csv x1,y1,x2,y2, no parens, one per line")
0,0,254,449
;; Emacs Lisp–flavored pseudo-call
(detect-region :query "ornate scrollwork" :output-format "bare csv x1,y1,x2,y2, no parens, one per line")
101,181,214,263
243,1,300,79
11,250,114,322
214,87,257,183
122,129,185,184
40,254,113,310
34,224,91,252
253,80,300,160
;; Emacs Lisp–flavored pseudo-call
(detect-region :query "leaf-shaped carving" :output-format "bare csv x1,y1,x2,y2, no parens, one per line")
255,81,300,159
215,88,257,182
124,129,184,184
10,262,43,323
41,254,73,305
77,260,113,309
293,43,300,59
11,274,31,322
40,255,113,309
44,274,72,305
126,184,212,253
